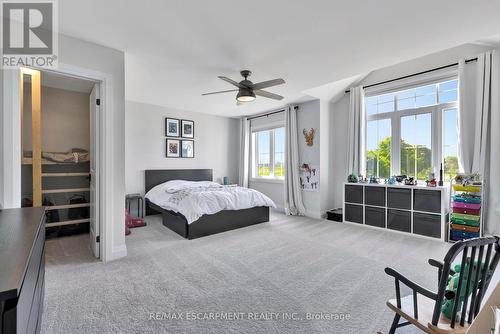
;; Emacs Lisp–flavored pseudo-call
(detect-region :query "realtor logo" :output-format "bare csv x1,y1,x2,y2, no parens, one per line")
1,0,58,68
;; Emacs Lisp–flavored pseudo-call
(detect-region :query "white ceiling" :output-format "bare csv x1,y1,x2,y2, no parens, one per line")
59,0,500,117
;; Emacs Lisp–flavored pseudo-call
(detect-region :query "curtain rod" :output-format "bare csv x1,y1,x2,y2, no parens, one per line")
246,106,297,121
344,57,478,94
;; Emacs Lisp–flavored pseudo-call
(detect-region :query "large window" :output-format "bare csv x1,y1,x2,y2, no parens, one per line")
252,127,285,179
365,78,458,180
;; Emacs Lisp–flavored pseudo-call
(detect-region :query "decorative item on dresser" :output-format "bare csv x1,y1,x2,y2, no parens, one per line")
0,208,46,334
343,183,449,240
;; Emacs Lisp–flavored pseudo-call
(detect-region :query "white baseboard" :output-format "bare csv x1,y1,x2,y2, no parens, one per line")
110,244,127,261
304,209,322,219
271,207,286,214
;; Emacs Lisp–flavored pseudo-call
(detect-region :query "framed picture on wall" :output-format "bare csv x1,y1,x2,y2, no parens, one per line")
165,118,180,137
181,140,194,158
166,139,180,158
181,120,194,138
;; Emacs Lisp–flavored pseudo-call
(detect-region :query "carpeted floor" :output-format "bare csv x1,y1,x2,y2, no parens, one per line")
41,212,453,334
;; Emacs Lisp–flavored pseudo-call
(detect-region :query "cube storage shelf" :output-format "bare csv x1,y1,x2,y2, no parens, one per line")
448,181,484,242
343,183,449,241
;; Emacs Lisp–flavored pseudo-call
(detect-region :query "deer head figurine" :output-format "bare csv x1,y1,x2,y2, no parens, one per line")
303,128,315,146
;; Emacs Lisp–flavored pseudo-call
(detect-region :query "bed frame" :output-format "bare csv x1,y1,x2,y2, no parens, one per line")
145,169,270,239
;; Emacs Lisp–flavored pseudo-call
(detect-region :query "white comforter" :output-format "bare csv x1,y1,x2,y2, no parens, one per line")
145,181,276,224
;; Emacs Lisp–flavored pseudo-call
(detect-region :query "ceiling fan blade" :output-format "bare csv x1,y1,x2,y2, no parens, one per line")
251,78,285,90
202,89,238,96
254,89,284,100
218,76,246,88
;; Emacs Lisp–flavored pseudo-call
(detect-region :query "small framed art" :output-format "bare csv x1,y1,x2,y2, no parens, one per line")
165,118,180,137
181,120,194,138
181,140,194,158
166,139,180,158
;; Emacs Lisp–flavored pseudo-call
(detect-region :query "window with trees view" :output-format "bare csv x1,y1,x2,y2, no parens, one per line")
252,127,285,179
364,78,459,181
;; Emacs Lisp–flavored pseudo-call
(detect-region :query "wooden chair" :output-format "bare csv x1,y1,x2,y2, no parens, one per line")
384,236,500,334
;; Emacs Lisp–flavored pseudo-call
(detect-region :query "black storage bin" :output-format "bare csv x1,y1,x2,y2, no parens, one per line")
326,209,343,222
387,187,411,210
365,206,385,228
345,185,363,204
345,204,363,224
387,209,411,232
413,189,441,213
413,212,441,238
364,186,386,207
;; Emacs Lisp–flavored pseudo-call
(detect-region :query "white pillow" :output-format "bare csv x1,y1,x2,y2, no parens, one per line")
163,180,220,193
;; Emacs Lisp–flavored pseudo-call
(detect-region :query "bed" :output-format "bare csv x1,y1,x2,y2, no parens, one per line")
144,169,271,239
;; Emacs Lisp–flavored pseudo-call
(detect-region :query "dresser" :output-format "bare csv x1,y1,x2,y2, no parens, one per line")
343,183,449,241
0,208,45,334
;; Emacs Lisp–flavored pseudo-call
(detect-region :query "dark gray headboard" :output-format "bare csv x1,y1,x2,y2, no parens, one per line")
145,169,213,193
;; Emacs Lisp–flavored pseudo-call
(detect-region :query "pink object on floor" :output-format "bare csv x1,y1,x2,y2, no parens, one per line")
125,209,147,228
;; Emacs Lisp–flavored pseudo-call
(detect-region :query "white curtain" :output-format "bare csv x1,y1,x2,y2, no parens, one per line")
457,59,477,174
238,117,250,188
347,86,366,176
284,105,305,216
471,50,500,235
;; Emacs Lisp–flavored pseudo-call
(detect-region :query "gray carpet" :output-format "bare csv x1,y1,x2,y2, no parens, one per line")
41,212,453,334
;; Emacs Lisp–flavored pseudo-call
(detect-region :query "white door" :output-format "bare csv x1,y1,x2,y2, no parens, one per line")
89,84,100,258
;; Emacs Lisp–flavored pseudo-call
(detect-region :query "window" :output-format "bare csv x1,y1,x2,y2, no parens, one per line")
364,78,459,181
252,127,285,179
400,113,432,180
274,127,285,177
366,119,391,178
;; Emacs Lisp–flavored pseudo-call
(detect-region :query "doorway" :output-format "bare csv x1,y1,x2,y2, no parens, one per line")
20,68,101,258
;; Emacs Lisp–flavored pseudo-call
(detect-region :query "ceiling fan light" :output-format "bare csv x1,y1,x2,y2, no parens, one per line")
236,88,256,102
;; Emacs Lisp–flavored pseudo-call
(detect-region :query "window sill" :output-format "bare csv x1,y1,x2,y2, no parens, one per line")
249,178,284,184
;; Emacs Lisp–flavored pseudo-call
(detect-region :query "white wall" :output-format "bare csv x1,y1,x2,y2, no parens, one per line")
23,85,90,152
329,43,495,208
297,100,321,217
125,101,239,195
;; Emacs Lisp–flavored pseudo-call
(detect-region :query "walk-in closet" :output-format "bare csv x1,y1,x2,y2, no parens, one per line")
20,68,99,255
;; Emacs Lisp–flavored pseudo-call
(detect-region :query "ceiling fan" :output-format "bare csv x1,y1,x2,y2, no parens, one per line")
202,70,285,103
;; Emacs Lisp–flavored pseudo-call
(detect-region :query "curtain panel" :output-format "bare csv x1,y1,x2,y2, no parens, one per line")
238,117,250,188
347,86,366,176
284,105,305,215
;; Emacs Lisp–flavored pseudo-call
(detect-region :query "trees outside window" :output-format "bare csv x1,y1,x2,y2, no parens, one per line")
364,78,459,181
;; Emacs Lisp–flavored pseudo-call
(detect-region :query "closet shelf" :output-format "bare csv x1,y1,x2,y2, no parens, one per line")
46,218,90,228
42,187,90,194
45,203,91,210
22,157,89,165
42,172,90,177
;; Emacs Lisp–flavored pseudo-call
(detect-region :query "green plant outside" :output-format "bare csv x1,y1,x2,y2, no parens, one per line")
366,137,459,181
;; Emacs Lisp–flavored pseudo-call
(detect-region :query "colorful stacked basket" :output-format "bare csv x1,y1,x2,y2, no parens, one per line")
449,185,482,241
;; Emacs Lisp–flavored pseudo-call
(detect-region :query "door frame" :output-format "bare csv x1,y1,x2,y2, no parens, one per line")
2,63,117,262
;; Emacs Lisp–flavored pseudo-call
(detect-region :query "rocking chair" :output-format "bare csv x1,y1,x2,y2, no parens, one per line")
384,236,499,334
